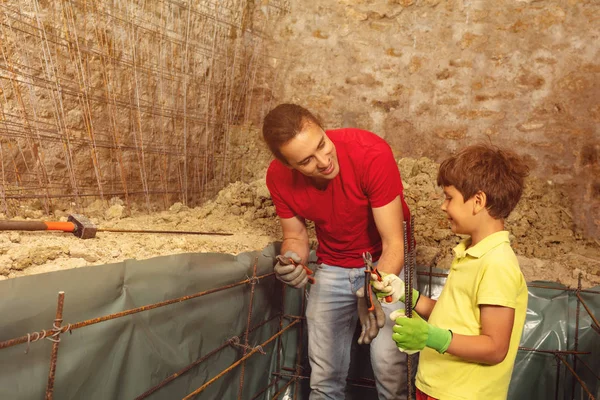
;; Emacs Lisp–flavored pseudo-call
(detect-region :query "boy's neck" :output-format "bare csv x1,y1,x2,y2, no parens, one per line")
467,218,505,248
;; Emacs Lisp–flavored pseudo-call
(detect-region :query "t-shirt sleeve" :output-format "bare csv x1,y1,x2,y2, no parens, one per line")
362,142,403,208
476,259,524,309
266,163,296,219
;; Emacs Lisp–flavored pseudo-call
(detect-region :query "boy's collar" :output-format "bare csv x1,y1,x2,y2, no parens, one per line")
452,231,510,259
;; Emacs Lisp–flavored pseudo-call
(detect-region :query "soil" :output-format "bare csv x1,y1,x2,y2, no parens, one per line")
1,157,599,289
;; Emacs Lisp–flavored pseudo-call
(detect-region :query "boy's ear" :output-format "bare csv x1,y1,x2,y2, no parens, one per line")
472,191,487,214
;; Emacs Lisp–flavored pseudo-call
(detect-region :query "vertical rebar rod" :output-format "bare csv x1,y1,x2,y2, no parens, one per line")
45,291,65,400
572,273,582,400
237,257,259,400
554,354,560,400
403,218,414,400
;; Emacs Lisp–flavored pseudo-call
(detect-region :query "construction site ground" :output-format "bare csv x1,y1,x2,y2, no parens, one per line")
1,157,599,289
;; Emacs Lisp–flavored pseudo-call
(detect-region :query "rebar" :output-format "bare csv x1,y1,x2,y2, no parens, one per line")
44,291,65,400
182,318,301,400
0,272,275,350
0,0,286,214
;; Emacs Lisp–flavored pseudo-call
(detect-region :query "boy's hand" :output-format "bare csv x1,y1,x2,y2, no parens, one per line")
391,309,452,354
371,273,420,307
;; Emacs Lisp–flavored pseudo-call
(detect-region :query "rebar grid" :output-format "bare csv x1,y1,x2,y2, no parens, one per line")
0,262,598,399
0,0,286,215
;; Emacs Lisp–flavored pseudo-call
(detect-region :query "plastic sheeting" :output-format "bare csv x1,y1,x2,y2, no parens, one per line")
0,248,598,399
0,243,297,399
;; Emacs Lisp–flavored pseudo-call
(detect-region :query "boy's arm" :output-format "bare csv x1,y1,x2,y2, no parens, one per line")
414,295,436,319
445,304,514,365
392,304,515,365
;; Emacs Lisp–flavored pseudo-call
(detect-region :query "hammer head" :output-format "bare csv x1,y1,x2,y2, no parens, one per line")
68,214,97,239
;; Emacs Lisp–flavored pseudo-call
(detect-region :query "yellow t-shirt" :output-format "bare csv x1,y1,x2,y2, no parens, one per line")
416,231,528,400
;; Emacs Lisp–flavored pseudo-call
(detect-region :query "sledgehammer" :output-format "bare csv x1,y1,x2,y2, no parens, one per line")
0,214,233,239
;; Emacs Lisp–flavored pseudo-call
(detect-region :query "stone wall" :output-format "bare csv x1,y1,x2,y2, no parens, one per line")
264,0,599,237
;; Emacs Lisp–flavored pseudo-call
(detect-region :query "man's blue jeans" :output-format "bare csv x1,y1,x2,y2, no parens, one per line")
305,263,416,400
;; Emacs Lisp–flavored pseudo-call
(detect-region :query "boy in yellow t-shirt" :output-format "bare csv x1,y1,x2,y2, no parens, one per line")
373,144,530,400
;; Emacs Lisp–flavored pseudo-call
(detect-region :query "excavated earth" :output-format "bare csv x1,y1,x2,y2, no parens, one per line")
1,157,599,289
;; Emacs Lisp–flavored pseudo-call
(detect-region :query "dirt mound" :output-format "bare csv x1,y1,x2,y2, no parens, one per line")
1,158,598,288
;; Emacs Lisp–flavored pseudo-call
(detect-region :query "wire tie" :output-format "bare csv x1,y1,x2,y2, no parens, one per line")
246,275,260,285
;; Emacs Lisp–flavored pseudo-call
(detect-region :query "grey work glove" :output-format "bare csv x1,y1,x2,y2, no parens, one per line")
356,287,386,345
274,251,309,289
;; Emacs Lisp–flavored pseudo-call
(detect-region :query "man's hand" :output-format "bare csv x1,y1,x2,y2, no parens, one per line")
390,309,452,354
274,251,309,288
356,287,386,345
371,273,420,307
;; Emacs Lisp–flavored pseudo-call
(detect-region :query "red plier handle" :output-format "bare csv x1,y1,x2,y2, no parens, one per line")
362,252,392,303
276,255,315,284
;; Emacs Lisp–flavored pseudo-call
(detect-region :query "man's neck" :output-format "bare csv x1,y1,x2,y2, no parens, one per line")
311,177,329,190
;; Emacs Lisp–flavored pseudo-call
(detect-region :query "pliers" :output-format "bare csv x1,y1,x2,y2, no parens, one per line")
362,252,392,309
275,255,315,284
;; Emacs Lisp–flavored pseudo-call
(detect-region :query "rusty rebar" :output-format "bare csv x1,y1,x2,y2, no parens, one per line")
574,292,600,331
135,313,282,400
182,318,301,400
518,347,590,356
555,354,596,400
572,273,583,400
271,372,377,390
0,272,275,350
574,355,600,381
237,257,259,400
45,291,65,400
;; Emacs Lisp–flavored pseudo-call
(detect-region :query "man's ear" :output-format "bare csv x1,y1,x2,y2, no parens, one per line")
472,191,487,214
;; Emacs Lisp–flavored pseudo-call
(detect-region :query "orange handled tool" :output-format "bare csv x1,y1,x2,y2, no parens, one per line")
275,255,315,284
362,251,393,303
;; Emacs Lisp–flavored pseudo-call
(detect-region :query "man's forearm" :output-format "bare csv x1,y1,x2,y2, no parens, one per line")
376,240,404,275
281,237,310,265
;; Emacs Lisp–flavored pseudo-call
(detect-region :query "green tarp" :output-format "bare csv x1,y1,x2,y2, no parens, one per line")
0,246,598,399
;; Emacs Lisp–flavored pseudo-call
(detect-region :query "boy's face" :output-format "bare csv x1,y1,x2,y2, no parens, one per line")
279,122,339,181
441,186,477,235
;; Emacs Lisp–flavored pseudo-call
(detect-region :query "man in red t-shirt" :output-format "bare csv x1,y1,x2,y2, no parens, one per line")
263,103,414,399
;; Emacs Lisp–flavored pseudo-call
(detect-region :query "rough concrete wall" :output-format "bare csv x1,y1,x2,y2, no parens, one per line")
266,0,599,237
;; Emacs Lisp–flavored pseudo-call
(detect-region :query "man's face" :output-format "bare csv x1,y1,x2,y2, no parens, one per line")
441,185,476,235
279,122,339,181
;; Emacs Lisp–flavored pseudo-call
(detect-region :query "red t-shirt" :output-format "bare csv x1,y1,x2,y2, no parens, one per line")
266,128,411,268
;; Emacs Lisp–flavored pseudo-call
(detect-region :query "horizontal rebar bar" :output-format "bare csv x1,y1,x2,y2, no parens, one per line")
271,372,377,390
0,272,276,350
182,318,301,400
518,347,590,356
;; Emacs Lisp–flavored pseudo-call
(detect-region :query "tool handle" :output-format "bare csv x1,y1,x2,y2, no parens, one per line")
0,220,75,232
372,268,393,303
276,256,315,284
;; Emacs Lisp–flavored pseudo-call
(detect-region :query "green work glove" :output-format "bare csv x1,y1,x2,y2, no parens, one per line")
371,272,420,307
390,309,452,354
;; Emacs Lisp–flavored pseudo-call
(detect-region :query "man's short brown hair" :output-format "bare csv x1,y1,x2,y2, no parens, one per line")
437,144,530,219
262,104,323,163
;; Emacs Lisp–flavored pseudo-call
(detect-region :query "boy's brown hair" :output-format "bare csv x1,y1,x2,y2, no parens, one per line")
437,144,530,219
262,103,323,164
